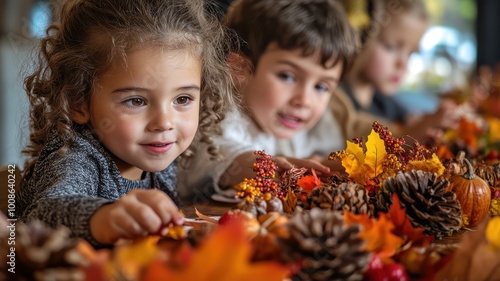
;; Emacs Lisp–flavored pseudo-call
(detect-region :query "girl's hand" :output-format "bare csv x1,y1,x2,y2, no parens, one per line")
90,189,184,245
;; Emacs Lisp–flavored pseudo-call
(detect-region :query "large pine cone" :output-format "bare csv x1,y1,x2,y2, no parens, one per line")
279,208,371,281
303,181,374,216
377,170,462,237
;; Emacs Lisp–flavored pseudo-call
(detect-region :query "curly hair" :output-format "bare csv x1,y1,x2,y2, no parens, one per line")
224,0,359,75
22,0,236,178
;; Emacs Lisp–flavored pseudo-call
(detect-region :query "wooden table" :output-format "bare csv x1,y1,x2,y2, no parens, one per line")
180,199,237,218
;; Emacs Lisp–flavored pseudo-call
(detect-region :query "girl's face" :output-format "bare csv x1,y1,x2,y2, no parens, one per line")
79,47,201,180
361,13,427,95
239,44,343,139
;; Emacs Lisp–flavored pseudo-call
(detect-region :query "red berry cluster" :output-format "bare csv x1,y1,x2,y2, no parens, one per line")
351,136,365,148
372,121,406,156
372,121,433,166
252,151,282,198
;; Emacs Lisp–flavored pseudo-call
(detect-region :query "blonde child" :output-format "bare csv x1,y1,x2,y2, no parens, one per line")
179,0,358,199
332,0,458,141
18,0,234,247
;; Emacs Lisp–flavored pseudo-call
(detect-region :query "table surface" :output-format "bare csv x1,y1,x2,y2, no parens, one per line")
180,199,237,218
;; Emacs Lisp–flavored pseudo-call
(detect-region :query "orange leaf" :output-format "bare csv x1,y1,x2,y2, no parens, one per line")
142,220,292,281
297,168,321,192
112,236,160,279
386,194,434,246
344,211,403,261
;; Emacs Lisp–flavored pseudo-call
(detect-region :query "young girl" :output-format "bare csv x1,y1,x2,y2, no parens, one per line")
178,0,359,199
332,0,458,141
18,0,234,247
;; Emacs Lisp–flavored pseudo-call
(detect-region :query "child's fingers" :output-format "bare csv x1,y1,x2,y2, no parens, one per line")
135,189,184,226
128,202,163,234
147,194,184,226
111,219,148,238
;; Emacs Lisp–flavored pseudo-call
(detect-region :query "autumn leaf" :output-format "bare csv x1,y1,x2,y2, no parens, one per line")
344,211,402,261
458,117,482,151
408,153,445,176
111,236,160,279
386,193,434,246
141,220,292,281
340,129,386,184
364,129,386,178
282,188,298,214
487,117,500,143
297,168,321,192
486,216,500,250
341,141,365,183
435,145,453,161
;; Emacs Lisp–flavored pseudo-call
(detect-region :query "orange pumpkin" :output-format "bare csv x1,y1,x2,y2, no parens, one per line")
449,158,491,227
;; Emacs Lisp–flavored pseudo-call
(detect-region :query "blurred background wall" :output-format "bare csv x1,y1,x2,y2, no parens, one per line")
0,0,491,169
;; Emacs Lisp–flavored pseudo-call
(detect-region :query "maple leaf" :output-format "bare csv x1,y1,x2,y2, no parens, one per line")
386,193,434,246
110,236,160,279
364,129,386,177
344,211,402,261
340,129,386,184
408,153,445,176
141,220,292,281
297,168,321,192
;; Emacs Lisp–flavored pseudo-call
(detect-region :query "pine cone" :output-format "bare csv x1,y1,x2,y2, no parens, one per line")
475,162,499,188
0,221,88,281
279,168,308,214
377,170,462,238
303,181,374,216
279,208,371,281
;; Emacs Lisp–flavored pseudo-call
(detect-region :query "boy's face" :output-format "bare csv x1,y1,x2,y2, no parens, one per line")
240,44,342,139
77,47,201,180
361,13,427,95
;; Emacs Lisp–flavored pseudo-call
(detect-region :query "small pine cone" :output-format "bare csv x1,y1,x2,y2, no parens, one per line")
494,163,500,187
377,170,462,238
303,181,374,216
475,162,498,188
279,208,371,281
0,221,87,281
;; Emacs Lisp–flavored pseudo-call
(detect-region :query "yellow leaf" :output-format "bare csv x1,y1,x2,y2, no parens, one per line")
488,117,500,143
342,141,364,176
346,140,365,163
142,220,291,281
364,129,386,178
486,216,500,250
408,154,445,176
112,236,160,279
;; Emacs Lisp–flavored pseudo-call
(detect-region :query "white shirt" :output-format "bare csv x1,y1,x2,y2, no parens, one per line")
177,108,345,199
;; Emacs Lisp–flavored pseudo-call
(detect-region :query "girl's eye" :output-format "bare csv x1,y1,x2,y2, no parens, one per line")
123,98,146,107
315,83,330,93
277,72,295,82
174,96,193,105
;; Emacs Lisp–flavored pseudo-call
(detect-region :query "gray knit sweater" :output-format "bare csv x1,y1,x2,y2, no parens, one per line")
18,126,179,247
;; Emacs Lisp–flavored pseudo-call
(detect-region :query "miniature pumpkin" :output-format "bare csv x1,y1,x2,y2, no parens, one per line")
449,158,491,227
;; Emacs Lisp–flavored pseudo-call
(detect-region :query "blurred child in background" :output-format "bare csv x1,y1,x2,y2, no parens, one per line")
178,0,358,200
332,0,458,141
